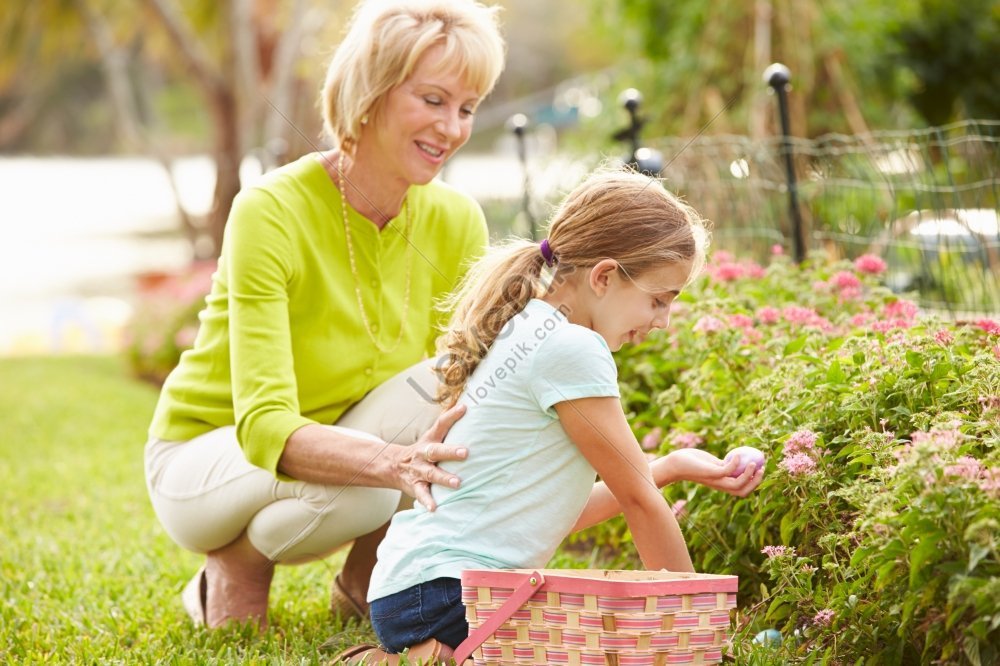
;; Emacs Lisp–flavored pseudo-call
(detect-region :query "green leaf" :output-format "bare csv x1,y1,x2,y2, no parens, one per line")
826,360,846,384
784,334,808,355
968,543,990,572
764,599,790,624
930,362,954,381
780,511,798,543
850,545,872,568
850,452,876,466
876,560,899,589
905,350,924,368
962,635,983,666
909,533,944,588
901,593,919,628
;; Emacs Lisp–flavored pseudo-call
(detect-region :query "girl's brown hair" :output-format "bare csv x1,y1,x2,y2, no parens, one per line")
436,168,710,406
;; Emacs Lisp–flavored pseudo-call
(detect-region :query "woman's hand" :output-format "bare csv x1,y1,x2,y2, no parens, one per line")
652,448,764,497
391,403,469,511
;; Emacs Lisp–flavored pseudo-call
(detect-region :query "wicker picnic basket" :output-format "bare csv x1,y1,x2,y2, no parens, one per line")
452,569,738,666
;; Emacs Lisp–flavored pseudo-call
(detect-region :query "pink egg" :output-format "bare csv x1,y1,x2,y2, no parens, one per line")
725,446,766,478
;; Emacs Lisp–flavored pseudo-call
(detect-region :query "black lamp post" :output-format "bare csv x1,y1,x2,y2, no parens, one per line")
507,113,537,240
613,88,663,176
764,63,806,264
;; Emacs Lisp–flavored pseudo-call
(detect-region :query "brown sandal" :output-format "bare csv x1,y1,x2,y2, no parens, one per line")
330,574,368,621
330,643,395,665
330,639,471,665
181,566,207,626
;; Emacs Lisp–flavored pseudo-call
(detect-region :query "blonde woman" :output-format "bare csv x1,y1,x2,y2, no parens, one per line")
339,170,764,663
144,0,505,629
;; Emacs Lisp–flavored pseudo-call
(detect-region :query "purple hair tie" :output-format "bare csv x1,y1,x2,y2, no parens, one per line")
539,238,555,267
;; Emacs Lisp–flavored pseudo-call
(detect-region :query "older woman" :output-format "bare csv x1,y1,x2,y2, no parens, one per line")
144,0,506,629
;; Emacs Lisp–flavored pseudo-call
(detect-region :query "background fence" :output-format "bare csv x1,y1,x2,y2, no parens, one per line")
646,119,1000,316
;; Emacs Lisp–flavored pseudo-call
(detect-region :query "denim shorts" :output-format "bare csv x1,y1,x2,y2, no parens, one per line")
369,577,469,653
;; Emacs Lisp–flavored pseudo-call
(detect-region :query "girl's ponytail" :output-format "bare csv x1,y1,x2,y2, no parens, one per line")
436,166,710,408
436,240,547,407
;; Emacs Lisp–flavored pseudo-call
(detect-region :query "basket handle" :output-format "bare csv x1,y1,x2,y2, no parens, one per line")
452,570,545,664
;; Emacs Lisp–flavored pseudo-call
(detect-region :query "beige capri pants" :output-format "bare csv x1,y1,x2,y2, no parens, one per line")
144,358,441,564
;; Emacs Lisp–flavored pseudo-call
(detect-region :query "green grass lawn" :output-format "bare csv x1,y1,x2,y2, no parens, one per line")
0,356,374,664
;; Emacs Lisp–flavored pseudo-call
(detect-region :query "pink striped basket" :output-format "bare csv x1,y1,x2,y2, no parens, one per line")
452,569,738,666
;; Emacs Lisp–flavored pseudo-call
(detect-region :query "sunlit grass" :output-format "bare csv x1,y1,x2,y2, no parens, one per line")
0,356,374,663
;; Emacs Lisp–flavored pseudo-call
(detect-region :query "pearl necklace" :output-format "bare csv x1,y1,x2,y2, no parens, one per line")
337,152,413,354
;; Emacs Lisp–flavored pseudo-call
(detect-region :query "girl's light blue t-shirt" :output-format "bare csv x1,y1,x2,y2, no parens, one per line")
368,299,620,602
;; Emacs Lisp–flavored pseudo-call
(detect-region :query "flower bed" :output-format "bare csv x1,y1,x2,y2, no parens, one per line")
572,248,999,664
124,261,215,385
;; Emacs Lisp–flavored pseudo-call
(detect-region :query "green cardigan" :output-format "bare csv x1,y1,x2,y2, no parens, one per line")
149,154,489,477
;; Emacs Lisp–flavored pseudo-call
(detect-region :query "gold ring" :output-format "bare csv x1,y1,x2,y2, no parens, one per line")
424,444,434,463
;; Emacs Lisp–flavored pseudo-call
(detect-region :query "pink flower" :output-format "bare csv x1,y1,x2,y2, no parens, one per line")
813,609,835,626
746,262,767,279
771,244,784,256
728,314,755,329
782,305,821,326
672,432,704,449
892,442,914,465
850,312,874,327
944,456,983,481
910,427,962,450
761,545,791,558
712,250,735,264
978,396,1000,415
839,286,862,302
884,299,919,321
174,325,198,350
885,332,913,348
757,306,780,325
854,254,887,275
994,344,1000,361
710,262,745,282
780,452,817,476
934,329,954,346
671,499,688,518
830,271,862,290
872,318,913,333
784,429,818,455
979,468,1000,495
693,315,726,333
975,319,1000,335
641,427,663,451
141,334,164,357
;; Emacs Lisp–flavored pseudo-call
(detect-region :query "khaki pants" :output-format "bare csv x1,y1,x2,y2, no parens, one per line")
144,358,440,563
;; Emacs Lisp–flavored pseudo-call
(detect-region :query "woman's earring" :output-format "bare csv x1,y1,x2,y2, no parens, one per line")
360,114,369,125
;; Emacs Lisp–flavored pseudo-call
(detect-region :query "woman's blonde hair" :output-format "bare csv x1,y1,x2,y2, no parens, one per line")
436,168,711,407
321,0,505,151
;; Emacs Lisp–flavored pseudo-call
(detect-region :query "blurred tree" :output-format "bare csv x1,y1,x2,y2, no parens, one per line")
141,0,319,257
2,0,336,258
0,1,106,152
893,0,1000,126
592,0,923,141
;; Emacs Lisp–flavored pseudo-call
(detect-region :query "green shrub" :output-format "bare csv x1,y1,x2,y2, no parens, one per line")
563,249,1000,664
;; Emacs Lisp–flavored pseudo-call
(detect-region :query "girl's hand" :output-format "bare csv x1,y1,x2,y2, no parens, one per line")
393,403,469,511
652,448,764,497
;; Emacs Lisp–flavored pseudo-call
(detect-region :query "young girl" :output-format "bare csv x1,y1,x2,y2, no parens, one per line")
345,169,761,663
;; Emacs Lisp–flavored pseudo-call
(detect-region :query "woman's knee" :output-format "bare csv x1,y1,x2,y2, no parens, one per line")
250,485,401,563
